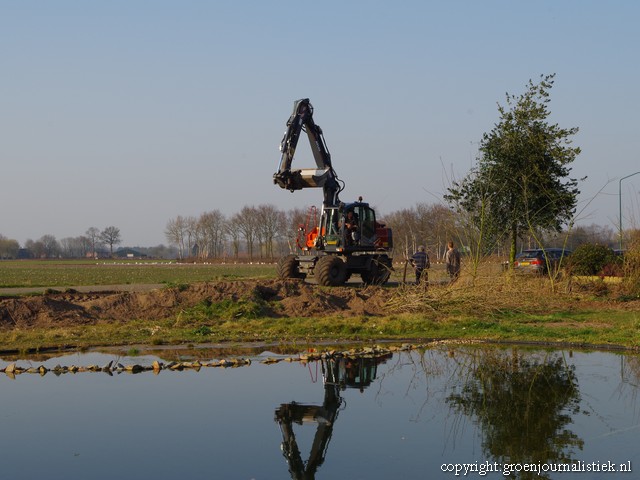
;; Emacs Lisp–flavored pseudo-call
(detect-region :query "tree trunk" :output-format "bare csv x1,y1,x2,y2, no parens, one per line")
509,223,518,266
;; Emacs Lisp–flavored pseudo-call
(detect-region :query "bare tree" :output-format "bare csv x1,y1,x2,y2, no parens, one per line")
280,206,312,254
420,203,457,259
559,224,616,250
225,216,242,259
185,216,198,257
0,234,20,259
382,203,455,260
142,244,177,259
235,206,260,261
24,239,42,258
86,227,102,258
59,236,91,258
165,216,189,259
256,204,285,261
39,234,60,258
100,226,121,257
196,210,227,259
23,235,58,258
59,238,74,258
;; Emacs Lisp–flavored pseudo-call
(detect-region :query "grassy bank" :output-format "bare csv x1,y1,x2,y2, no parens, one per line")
1,302,637,354
1,260,639,353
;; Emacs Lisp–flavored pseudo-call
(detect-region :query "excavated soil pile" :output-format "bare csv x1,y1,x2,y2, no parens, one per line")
0,279,393,329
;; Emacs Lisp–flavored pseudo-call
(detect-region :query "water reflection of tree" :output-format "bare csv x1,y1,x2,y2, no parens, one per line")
373,348,448,422
447,349,583,479
620,354,640,392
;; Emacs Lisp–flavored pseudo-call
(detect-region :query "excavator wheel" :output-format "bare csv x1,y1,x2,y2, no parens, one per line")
316,255,347,286
361,256,392,285
277,254,305,279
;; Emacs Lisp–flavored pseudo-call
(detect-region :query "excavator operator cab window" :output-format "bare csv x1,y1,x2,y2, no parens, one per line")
320,205,377,249
340,208,359,246
336,205,376,248
356,206,376,247
320,208,341,247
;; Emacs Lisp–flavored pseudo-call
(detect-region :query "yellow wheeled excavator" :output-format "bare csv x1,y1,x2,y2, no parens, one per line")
273,99,393,286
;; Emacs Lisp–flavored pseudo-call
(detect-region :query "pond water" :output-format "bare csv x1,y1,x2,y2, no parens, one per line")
1,344,638,480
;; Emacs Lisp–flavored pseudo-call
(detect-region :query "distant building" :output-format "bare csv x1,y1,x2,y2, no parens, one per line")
114,248,148,259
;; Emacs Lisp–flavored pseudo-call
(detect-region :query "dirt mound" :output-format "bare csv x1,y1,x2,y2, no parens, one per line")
0,279,393,329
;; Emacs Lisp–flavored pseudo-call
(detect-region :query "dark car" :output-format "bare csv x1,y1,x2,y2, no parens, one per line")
513,248,572,275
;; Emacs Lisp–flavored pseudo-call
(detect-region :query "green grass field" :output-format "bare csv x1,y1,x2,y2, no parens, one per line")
0,258,453,290
0,259,276,288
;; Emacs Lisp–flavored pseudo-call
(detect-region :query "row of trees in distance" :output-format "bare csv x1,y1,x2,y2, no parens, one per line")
0,226,126,260
0,203,628,262
162,203,623,263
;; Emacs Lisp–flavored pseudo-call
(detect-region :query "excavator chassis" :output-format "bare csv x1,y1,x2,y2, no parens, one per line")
277,252,392,286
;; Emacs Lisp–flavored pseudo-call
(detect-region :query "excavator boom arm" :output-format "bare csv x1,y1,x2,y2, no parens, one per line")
274,98,342,206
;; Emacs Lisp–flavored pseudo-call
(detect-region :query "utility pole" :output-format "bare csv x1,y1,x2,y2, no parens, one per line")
619,171,640,250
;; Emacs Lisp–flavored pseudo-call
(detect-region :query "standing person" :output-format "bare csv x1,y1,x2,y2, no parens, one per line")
410,246,430,285
445,241,461,282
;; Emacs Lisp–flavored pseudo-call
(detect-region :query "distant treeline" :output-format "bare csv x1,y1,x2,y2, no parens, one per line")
0,202,623,261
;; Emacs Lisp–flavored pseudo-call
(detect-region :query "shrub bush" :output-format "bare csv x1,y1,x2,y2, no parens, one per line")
620,230,640,298
568,243,618,276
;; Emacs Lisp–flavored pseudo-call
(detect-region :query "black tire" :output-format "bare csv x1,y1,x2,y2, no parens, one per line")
277,255,304,279
361,256,392,285
316,255,347,286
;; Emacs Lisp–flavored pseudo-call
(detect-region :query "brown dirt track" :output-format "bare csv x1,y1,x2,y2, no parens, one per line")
0,279,394,329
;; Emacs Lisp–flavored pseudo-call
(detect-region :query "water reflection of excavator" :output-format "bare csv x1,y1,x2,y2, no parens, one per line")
274,354,392,480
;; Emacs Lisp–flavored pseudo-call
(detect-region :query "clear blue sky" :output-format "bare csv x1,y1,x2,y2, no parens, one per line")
2,1,639,246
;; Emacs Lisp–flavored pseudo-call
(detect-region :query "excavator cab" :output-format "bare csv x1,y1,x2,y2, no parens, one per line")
346,203,377,248
318,202,377,251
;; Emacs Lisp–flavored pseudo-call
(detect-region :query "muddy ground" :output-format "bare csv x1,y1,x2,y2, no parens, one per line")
0,279,394,329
